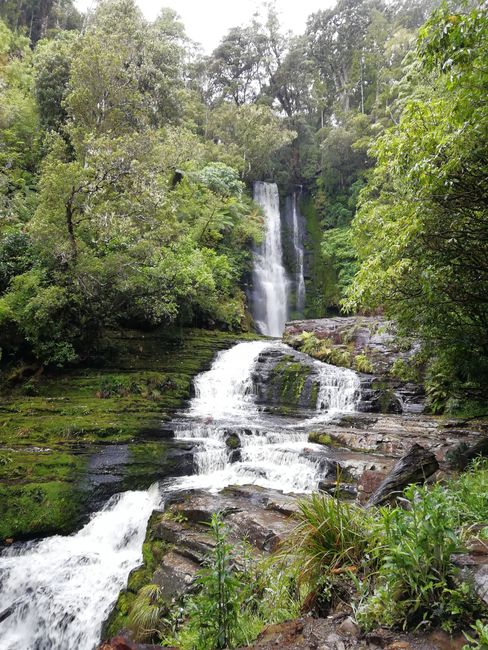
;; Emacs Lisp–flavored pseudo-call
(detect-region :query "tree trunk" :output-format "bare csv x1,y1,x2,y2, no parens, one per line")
366,444,439,508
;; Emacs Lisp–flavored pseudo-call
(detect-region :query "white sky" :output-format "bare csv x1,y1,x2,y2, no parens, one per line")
74,0,335,52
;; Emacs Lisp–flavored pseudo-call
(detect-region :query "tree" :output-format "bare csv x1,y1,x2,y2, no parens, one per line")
346,2,488,405
206,103,296,181
34,31,76,131
207,24,267,105
66,0,185,136
306,0,382,114
0,0,81,43
0,20,39,227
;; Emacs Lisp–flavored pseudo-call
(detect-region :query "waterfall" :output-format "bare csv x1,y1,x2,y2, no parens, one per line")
0,342,360,648
175,341,360,494
0,486,161,650
291,192,306,312
251,182,289,337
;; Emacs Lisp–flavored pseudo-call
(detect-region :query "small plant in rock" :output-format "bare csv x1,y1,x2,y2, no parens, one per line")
353,353,374,374
285,492,372,614
463,619,488,649
128,583,167,641
177,513,243,650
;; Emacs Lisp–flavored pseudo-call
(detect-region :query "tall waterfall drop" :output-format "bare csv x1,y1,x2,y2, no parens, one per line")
290,192,306,312
252,182,289,337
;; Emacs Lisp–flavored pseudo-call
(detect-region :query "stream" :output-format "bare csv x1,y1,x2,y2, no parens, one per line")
0,340,360,649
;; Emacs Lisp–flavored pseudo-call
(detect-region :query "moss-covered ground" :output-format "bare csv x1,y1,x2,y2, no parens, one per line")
0,328,257,541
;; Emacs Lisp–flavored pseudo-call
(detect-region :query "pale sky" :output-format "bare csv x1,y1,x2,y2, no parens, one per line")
74,0,335,52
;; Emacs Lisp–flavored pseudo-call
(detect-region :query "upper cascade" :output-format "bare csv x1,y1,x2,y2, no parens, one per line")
251,181,289,337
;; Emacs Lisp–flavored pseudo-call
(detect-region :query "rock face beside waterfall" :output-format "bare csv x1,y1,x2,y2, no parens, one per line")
103,486,298,641
252,347,322,414
284,316,426,414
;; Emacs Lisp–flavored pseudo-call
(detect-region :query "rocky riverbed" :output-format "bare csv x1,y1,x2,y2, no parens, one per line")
100,319,488,649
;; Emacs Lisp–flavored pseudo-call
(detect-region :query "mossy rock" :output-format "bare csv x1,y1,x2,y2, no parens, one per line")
0,328,256,540
225,433,241,450
308,431,333,446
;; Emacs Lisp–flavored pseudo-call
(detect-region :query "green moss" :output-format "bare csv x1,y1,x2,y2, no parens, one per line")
308,431,333,446
225,433,240,450
0,328,257,540
301,195,340,317
270,358,312,408
0,481,83,539
104,512,170,639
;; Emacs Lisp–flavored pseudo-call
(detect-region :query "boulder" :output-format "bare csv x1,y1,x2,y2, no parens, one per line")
152,550,199,600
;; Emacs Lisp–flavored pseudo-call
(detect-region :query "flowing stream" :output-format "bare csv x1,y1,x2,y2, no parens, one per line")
0,341,360,649
0,487,161,650
173,341,360,493
251,182,289,337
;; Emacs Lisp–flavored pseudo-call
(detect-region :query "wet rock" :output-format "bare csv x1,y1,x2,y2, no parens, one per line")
0,604,14,624
226,508,293,552
224,431,241,450
357,470,387,504
152,550,199,600
318,480,358,499
446,436,488,469
452,527,488,609
366,444,439,508
299,448,340,479
253,347,322,415
154,518,215,563
284,317,412,375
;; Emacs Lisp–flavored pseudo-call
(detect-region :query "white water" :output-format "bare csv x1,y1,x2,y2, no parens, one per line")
0,486,161,650
174,341,360,493
252,182,289,337
291,192,306,312
0,342,360,649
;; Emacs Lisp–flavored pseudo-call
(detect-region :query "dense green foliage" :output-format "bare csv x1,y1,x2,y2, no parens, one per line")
0,1,296,367
286,463,488,631
1,0,486,393
346,2,488,409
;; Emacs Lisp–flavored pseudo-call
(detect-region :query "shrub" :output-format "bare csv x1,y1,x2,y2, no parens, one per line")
463,620,488,649
128,584,167,642
357,484,477,631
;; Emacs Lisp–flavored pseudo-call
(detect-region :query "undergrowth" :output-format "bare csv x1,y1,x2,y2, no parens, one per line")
285,462,488,633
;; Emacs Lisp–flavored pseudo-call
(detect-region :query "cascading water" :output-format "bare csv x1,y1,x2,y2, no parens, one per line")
0,486,161,650
174,341,360,493
0,341,360,649
290,192,306,312
251,182,289,337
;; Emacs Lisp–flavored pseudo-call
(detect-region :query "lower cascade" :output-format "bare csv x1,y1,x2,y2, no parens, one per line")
0,487,161,650
0,341,360,649
173,341,360,493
